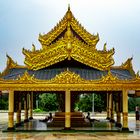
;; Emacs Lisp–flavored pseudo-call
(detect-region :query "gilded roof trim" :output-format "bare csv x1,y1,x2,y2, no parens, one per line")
38,6,99,47
111,57,135,76
1,55,26,77
0,70,139,84
1,70,140,91
23,36,114,70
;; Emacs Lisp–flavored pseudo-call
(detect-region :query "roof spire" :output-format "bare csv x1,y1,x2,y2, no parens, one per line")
66,4,72,21
68,4,70,11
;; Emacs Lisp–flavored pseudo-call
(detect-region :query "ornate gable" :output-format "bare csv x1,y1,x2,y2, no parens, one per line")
38,6,99,47
1,55,26,77
23,6,114,71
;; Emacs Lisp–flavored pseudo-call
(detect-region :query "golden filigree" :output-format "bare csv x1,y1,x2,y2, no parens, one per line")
1,6,140,93
100,70,119,83
121,58,133,70
1,69,140,91
22,6,115,71
111,57,135,77
1,55,26,77
23,35,114,70
71,40,114,70
16,71,37,83
48,70,88,84
6,54,19,69
23,40,68,70
38,5,99,47
32,44,36,52
70,17,99,46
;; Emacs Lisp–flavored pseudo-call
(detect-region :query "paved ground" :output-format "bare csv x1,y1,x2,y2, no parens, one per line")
0,112,140,140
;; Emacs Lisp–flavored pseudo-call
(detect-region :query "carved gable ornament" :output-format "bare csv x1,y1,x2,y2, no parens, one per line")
99,71,120,84
48,71,88,84
23,7,114,71
16,71,37,83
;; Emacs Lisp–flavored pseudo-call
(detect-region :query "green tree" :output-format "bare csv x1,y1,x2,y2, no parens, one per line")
39,93,59,112
128,97,140,112
77,93,105,112
0,94,8,110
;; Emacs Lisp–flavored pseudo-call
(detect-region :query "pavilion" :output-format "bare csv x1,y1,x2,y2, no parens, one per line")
0,6,140,131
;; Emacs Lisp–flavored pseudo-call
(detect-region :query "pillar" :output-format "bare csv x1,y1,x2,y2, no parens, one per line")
24,93,29,122
122,89,129,131
16,92,21,126
108,93,112,119
8,90,14,130
65,90,71,129
115,93,122,127
111,100,115,122
29,92,33,120
106,93,110,119
109,93,115,122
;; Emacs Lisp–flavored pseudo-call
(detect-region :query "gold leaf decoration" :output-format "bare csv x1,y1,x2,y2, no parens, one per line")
100,70,119,83
16,71,37,83
23,35,114,71
23,7,114,71
121,57,133,70
6,54,19,69
48,71,88,84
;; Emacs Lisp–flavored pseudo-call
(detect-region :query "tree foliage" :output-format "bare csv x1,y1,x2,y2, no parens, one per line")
0,94,8,110
39,93,59,112
77,93,105,112
128,97,140,112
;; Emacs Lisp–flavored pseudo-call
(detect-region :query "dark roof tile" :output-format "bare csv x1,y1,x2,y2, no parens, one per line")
2,67,133,80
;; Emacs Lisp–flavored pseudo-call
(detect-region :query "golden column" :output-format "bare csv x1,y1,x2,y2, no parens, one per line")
108,93,112,120
8,90,14,130
16,93,21,126
65,90,71,129
109,93,115,122
116,93,122,127
106,93,110,119
122,89,129,131
24,93,29,122
111,99,115,122
29,92,33,120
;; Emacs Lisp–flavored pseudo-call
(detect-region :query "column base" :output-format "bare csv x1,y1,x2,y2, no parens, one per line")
15,122,22,127
106,117,110,120
115,122,122,128
24,119,29,123
29,117,33,120
7,127,15,131
63,127,72,130
110,119,115,123
122,127,129,131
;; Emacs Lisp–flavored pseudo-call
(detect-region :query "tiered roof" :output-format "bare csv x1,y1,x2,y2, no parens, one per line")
0,6,136,82
22,6,114,71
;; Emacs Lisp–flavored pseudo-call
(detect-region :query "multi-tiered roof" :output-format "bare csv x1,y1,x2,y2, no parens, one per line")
0,6,136,82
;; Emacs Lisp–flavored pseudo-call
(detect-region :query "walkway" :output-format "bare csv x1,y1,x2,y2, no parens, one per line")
1,112,140,139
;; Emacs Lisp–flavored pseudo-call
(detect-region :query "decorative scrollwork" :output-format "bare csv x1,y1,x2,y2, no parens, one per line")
23,6,114,71
16,71,37,83
100,71,119,84
48,71,88,84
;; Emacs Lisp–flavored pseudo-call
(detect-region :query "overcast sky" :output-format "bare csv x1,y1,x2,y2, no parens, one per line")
0,0,140,72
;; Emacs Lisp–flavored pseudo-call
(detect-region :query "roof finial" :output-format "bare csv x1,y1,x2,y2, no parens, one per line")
66,4,72,21
68,4,70,11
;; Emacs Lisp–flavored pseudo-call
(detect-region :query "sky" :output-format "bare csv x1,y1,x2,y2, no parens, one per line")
0,0,140,72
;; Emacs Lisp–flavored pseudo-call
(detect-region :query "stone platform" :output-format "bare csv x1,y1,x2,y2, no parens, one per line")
47,112,91,127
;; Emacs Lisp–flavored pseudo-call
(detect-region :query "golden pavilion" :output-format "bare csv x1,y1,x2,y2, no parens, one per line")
0,6,140,131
